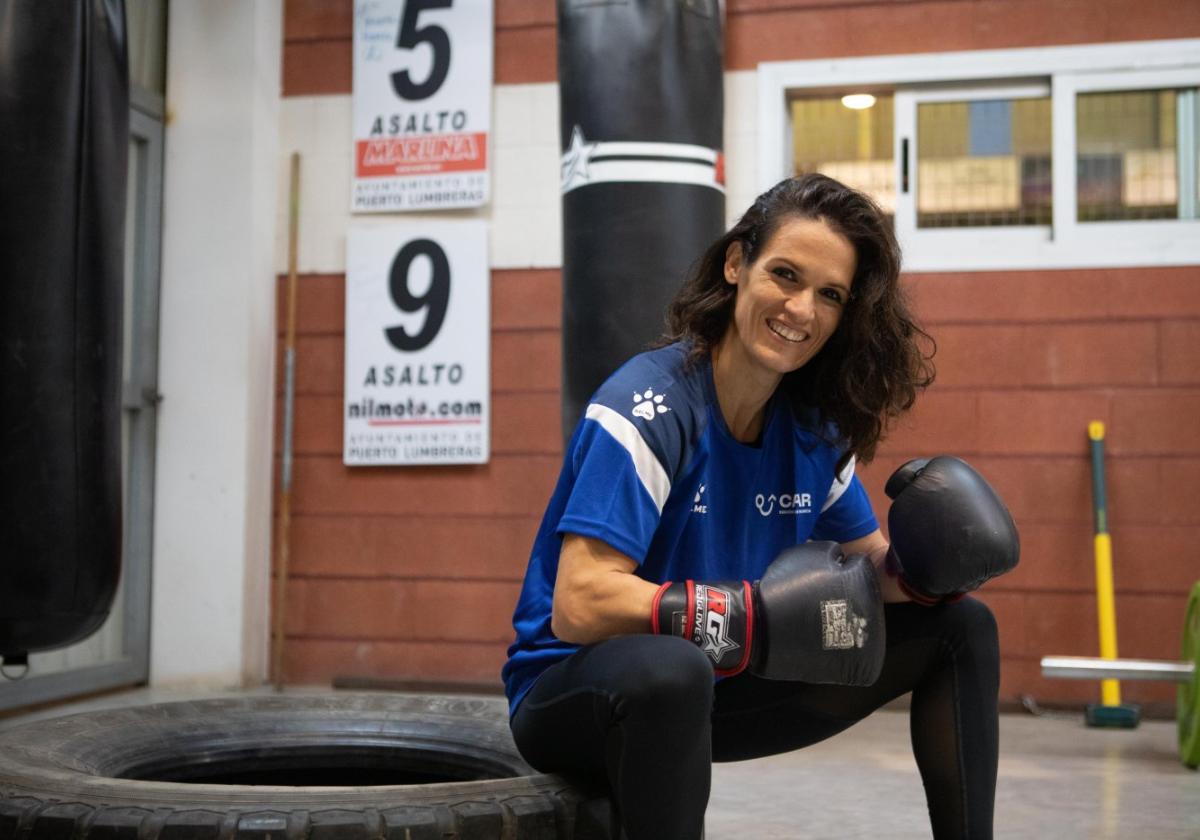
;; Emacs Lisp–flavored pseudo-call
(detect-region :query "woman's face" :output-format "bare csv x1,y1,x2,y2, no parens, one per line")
721,215,857,380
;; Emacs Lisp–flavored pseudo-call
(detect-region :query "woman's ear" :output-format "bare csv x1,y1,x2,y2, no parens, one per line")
723,241,744,286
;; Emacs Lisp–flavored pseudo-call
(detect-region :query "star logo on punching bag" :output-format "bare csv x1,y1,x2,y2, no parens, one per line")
561,125,596,192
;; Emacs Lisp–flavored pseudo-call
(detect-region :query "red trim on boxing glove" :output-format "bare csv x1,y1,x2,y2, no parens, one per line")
650,581,669,634
725,580,754,678
887,549,960,607
895,575,947,607
685,580,697,650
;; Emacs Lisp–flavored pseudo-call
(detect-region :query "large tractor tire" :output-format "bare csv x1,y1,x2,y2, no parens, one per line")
0,693,618,839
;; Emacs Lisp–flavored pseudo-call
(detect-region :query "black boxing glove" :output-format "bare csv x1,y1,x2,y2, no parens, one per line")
885,455,1020,606
651,542,885,686
751,542,885,686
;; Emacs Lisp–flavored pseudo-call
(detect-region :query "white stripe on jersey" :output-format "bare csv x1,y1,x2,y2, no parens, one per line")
821,455,857,513
585,403,671,513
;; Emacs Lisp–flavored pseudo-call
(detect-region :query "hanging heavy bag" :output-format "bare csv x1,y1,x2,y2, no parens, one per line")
0,0,129,660
557,0,725,440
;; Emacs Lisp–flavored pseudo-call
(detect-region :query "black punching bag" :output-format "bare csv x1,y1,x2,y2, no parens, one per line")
0,1,128,660
558,0,724,439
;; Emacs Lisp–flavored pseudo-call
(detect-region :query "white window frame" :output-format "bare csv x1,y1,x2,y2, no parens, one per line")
757,39,1200,271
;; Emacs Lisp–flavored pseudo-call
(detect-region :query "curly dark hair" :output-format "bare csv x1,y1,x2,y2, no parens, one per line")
663,173,935,468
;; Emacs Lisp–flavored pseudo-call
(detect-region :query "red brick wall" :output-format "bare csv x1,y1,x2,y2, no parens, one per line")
276,0,1200,704
276,270,562,685
283,0,557,93
860,267,1200,707
724,0,1199,67
282,0,1200,94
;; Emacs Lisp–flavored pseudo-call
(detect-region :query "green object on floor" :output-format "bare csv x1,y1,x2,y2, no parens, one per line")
1085,702,1141,729
1178,582,1200,769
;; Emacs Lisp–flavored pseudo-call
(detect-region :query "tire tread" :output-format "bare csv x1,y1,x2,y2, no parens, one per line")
0,695,618,840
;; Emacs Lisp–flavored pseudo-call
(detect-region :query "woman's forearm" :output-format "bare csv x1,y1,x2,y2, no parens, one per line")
552,535,660,645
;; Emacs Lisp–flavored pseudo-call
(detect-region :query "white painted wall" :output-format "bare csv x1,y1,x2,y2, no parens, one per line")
274,71,761,275
151,0,281,688
722,71,760,236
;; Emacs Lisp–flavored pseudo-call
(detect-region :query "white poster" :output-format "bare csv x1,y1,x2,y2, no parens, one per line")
352,0,493,212
344,222,490,465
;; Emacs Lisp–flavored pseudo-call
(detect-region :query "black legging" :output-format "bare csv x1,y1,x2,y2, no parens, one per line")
510,597,1000,840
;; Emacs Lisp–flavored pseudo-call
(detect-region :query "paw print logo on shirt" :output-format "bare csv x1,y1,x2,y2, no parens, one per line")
631,388,670,421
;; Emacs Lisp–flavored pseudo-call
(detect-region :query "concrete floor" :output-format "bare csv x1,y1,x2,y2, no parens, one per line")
3,688,1198,838
709,707,1198,839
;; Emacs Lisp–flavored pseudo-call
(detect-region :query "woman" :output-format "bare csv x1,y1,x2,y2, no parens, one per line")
502,174,1004,839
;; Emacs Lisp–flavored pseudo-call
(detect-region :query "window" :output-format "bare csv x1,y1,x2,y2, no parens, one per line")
759,40,1200,270
915,94,1051,228
791,94,895,213
1077,89,1184,222
1054,67,1200,256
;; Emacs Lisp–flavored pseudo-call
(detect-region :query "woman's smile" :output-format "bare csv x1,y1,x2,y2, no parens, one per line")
766,318,807,344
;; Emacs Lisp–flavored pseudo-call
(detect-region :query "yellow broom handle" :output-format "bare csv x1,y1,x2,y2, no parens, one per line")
1089,421,1121,706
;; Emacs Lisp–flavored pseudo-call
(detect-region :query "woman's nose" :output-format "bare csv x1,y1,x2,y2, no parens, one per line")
785,287,816,323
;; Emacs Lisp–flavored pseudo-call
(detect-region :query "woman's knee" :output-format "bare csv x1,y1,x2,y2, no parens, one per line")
608,635,714,715
942,596,1000,656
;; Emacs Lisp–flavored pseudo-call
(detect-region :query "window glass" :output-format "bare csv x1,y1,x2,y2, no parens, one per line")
1077,88,1198,221
791,94,895,213
127,0,168,97
916,97,1051,228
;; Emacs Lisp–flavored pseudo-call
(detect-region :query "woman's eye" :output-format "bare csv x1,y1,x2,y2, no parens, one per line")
820,288,845,304
772,267,795,282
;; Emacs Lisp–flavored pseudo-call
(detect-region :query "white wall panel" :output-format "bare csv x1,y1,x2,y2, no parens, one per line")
723,71,760,228
276,83,563,275
274,74,759,275
152,0,280,689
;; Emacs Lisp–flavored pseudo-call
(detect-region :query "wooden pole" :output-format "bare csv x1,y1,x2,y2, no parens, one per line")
272,153,301,689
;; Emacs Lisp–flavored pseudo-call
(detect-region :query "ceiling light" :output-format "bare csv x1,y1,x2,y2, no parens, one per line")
841,94,876,110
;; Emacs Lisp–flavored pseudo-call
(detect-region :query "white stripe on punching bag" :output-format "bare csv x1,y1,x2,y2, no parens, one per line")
561,125,724,194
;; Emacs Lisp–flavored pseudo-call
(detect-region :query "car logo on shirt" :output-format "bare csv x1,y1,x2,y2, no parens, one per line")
755,492,813,517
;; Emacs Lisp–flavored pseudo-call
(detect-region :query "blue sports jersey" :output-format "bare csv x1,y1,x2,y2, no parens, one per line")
501,342,879,716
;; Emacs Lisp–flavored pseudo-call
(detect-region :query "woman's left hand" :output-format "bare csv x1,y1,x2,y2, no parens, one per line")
841,530,910,603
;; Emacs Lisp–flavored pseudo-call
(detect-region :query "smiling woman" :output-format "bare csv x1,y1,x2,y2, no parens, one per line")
493,175,1033,840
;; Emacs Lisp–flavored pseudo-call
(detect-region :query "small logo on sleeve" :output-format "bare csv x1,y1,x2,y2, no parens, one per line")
631,388,670,421
692,484,708,515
